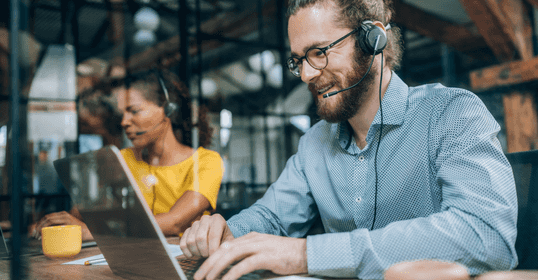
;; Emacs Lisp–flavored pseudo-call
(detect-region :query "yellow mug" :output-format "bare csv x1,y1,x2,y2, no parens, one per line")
41,225,82,258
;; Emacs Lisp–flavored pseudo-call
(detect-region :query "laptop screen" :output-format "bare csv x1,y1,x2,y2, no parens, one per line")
54,145,188,280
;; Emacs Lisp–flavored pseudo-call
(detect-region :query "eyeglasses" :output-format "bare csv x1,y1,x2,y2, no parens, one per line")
286,27,360,77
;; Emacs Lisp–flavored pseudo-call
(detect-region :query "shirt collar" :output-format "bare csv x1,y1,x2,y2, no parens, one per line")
371,71,408,126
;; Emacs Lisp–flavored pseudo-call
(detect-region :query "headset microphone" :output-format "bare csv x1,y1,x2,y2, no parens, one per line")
135,118,166,136
322,41,377,99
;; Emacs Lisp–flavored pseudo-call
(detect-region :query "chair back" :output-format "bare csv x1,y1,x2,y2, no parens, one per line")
505,150,538,269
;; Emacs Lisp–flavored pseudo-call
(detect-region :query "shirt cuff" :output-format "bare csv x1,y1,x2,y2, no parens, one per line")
226,219,250,238
306,232,358,278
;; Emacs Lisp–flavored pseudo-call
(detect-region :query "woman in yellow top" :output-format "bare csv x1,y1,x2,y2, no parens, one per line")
33,70,223,240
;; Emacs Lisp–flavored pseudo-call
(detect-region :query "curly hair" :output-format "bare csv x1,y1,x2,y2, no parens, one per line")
88,70,213,148
287,0,403,71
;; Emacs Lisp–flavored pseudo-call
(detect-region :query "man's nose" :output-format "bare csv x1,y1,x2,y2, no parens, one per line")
300,62,322,83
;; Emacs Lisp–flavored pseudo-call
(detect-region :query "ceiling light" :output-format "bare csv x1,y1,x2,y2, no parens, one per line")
134,7,160,31
267,64,283,88
243,73,263,91
201,78,218,98
248,50,275,73
134,29,156,47
220,109,232,128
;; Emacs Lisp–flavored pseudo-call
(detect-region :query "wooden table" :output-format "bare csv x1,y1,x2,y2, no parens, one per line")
8,239,537,280
0,237,186,280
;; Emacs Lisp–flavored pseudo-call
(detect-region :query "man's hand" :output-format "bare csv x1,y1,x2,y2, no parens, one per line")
193,232,308,280
31,211,93,241
180,214,235,258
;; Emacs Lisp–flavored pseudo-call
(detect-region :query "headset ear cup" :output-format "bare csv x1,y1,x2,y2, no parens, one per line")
164,102,179,118
358,23,387,55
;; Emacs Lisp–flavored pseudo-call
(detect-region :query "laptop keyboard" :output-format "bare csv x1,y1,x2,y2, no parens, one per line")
179,258,270,280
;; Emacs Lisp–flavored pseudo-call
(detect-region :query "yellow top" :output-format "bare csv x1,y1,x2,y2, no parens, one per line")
120,147,224,215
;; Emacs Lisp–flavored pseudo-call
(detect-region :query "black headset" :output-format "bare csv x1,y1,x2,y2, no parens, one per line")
157,72,179,118
357,20,389,56
356,20,390,231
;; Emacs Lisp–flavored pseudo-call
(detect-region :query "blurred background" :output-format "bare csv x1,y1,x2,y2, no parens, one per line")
1,0,537,236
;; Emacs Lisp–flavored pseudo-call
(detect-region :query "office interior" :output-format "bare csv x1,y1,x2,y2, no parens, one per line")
1,0,538,277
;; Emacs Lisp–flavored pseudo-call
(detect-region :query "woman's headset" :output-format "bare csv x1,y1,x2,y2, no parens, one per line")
157,71,179,118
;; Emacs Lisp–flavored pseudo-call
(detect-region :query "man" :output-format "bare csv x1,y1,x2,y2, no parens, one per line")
179,0,518,279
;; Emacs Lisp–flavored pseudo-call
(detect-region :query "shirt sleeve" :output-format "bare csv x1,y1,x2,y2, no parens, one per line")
188,149,224,210
306,91,518,278
227,144,319,239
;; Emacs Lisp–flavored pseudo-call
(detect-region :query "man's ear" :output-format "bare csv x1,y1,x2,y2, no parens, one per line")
372,21,386,33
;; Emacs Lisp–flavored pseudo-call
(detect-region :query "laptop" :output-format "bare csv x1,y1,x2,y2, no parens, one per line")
54,145,274,280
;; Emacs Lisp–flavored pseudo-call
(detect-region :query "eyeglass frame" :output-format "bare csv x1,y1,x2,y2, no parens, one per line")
286,26,360,77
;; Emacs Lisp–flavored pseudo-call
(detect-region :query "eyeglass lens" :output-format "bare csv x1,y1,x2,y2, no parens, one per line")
288,48,329,77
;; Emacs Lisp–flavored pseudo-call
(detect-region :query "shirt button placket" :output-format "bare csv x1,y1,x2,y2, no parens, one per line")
353,154,366,227
357,156,364,205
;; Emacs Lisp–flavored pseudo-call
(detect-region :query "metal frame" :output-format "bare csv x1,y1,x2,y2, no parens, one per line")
182,0,294,187
9,0,23,278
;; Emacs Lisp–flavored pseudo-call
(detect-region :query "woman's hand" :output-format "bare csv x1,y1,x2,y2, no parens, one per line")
31,211,93,241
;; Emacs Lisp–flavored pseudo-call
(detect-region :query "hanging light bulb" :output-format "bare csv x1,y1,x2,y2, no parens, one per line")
134,7,160,31
134,29,156,47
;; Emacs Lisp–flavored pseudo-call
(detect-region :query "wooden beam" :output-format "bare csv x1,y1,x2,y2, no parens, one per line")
469,55,538,90
503,92,538,153
393,1,494,61
0,52,8,98
0,28,42,67
459,0,513,62
460,0,532,62
106,1,124,45
499,0,533,61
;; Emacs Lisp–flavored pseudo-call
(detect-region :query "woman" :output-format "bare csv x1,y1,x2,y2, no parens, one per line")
32,70,223,241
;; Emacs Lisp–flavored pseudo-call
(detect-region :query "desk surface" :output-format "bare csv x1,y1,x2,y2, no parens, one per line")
0,237,187,280
3,239,538,280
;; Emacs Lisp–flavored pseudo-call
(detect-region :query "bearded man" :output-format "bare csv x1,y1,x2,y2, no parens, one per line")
179,0,518,279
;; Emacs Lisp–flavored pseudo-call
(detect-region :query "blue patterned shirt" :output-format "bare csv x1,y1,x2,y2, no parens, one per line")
227,73,518,279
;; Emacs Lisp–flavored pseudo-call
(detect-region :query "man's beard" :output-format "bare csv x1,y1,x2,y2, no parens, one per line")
309,49,377,123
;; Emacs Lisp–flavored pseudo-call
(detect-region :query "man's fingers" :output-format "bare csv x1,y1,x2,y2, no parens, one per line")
207,219,227,256
180,214,230,259
195,240,251,280
186,221,202,257
195,219,211,257
179,227,192,258
194,242,235,280
221,255,264,280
